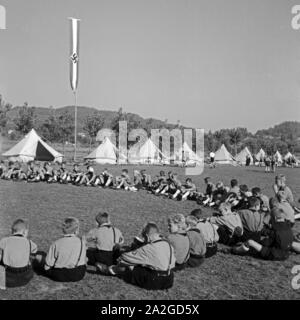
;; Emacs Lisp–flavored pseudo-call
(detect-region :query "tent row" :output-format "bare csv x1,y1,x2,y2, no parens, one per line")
2,129,298,166
1,129,203,165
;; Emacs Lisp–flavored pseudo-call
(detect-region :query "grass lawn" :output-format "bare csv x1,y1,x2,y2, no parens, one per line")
0,165,300,300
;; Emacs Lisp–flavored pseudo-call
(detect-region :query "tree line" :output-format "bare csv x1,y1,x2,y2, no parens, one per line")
0,95,299,156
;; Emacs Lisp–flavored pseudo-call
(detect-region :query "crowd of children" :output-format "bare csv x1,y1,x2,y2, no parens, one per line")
1,160,300,291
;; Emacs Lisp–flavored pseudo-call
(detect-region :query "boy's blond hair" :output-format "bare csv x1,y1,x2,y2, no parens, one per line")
185,215,198,227
168,214,186,230
62,217,80,235
11,219,28,234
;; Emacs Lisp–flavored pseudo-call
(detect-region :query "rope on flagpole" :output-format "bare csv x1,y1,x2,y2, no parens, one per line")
74,91,77,162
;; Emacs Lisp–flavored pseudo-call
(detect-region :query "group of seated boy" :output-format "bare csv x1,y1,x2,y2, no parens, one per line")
1,172,300,291
0,161,199,200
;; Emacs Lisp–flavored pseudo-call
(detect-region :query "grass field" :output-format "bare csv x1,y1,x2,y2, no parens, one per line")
0,165,300,300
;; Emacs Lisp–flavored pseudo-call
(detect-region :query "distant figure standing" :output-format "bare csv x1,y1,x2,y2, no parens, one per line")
209,152,216,168
264,156,271,173
245,155,251,167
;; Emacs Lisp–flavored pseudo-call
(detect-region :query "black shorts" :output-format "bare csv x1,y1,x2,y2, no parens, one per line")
260,247,289,261
87,248,115,266
45,265,86,282
123,266,174,290
4,265,34,288
241,230,262,243
205,243,218,258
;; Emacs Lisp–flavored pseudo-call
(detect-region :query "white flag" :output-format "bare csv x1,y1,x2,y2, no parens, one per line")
69,18,80,92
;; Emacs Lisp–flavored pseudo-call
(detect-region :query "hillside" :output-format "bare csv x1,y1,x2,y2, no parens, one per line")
6,105,178,133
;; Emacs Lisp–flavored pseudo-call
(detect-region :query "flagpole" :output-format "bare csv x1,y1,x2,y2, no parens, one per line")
74,91,77,162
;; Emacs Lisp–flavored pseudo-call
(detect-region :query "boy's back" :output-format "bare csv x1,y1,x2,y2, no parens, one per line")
87,225,123,251
0,235,37,268
46,235,86,269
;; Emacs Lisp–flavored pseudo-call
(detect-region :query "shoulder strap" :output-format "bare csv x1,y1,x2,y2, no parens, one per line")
28,239,32,265
112,227,116,244
75,238,83,267
151,239,173,274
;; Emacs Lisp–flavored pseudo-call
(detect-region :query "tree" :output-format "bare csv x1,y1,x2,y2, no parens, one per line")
83,113,104,151
0,95,12,132
13,102,36,134
229,128,243,156
57,111,74,153
38,111,61,142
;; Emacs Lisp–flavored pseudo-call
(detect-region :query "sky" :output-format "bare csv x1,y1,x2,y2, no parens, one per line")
0,0,300,132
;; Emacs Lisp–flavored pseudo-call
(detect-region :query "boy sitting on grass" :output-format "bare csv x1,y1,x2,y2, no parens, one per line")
86,212,124,268
107,222,175,291
208,202,243,246
185,216,206,267
190,209,219,258
173,178,197,201
167,214,190,271
99,168,114,188
0,219,37,289
232,208,295,261
42,217,86,282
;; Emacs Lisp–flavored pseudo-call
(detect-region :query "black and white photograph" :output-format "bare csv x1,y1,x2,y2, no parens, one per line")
0,0,300,308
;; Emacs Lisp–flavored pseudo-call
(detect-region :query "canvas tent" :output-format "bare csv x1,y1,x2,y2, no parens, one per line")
128,138,168,164
2,129,63,163
284,152,293,161
256,148,266,162
84,137,125,164
174,142,203,165
214,144,236,165
235,147,253,165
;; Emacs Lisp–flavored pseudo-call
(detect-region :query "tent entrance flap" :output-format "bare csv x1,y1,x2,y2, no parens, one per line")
35,141,55,161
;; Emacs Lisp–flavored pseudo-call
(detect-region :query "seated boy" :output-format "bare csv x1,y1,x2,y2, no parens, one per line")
229,179,240,197
173,178,197,201
0,219,37,289
78,165,96,186
43,217,86,282
252,187,270,213
70,163,83,185
210,181,228,207
238,197,266,242
151,171,168,194
140,169,152,189
86,212,124,267
167,214,190,270
115,169,135,190
208,202,243,246
99,168,114,187
57,163,70,184
162,173,182,198
106,223,175,290
185,216,206,267
196,177,215,206
233,208,294,261
190,209,219,258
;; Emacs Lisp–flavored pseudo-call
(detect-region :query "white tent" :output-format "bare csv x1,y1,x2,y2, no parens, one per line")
256,148,266,161
174,142,203,165
84,137,123,164
128,138,168,164
274,150,283,164
214,144,236,165
284,152,293,161
235,147,253,165
2,129,63,163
